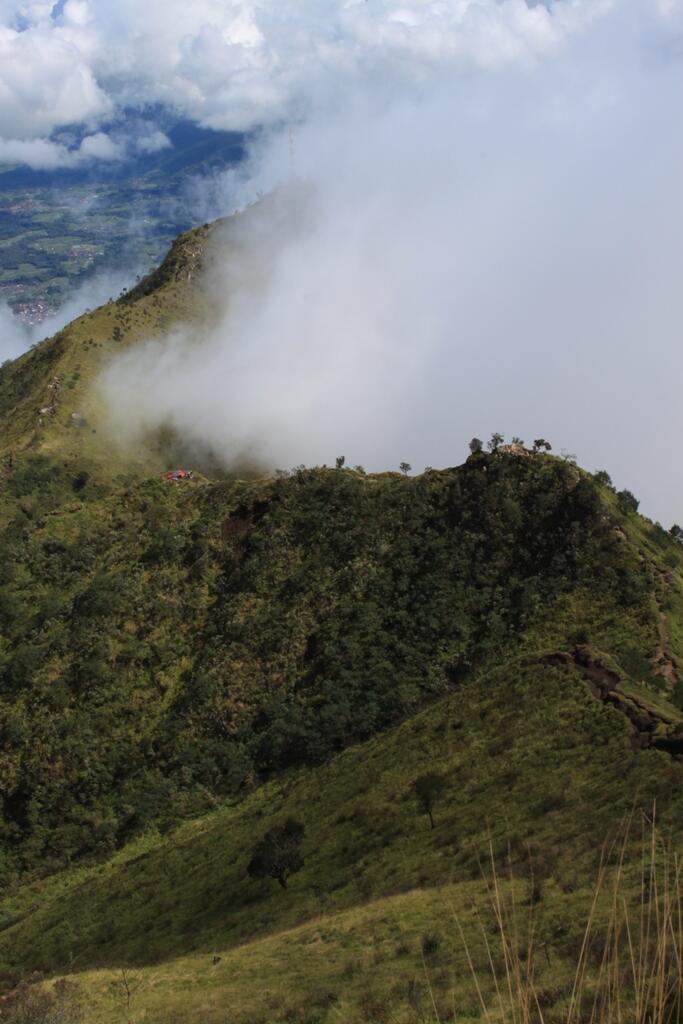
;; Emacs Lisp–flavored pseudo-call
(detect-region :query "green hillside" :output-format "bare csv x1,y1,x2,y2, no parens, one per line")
1,215,683,1022
0,220,215,493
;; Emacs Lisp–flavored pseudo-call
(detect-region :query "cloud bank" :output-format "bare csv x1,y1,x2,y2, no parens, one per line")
3,0,595,167
2,0,683,521
101,0,683,523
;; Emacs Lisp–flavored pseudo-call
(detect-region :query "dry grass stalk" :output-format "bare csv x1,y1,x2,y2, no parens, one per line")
442,813,682,1024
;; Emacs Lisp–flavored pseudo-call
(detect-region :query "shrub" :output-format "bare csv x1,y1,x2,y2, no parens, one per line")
247,818,305,889
71,472,89,493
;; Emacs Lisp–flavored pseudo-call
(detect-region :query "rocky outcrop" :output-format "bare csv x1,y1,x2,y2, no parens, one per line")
539,647,683,758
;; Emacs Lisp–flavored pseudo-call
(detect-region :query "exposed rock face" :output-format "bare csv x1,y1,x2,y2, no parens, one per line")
538,647,683,757
498,443,531,457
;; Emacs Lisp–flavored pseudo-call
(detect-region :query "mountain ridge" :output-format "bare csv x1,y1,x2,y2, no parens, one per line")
1,214,683,1022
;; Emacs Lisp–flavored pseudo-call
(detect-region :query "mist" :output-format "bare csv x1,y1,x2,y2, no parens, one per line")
0,267,137,362
101,0,683,524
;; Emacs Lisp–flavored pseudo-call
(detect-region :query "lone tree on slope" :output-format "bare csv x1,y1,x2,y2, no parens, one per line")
247,818,305,889
413,773,447,830
469,438,483,454
617,489,639,515
594,469,613,489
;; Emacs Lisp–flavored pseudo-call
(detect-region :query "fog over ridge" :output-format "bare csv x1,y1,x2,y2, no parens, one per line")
98,0,683,525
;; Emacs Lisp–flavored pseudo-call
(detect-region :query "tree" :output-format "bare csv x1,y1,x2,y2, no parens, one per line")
469,438,483,454
670,524,683,545
617,489,639,515
400,462,411,476
532,439,552,452
488,432,504,452
413,772,447,829
335,456,345,470
247,818,305,889
594,470,613,489
511,436,525,447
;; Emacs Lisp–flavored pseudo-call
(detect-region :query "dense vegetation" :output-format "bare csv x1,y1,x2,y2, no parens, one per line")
1,447,678,882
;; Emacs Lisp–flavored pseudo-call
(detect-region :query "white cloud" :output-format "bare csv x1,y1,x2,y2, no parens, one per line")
77,130,123,160
2,0,683,521
0,135,72,168
0,0,611,161
0,22,109,140
0,129,123,168
135,129,171,154
102,0,683,524
62,0,90,27
0,302,30,362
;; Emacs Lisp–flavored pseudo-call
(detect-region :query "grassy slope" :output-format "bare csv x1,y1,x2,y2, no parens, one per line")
1,653,682,1021
0,222,214,499
1,214,683,1021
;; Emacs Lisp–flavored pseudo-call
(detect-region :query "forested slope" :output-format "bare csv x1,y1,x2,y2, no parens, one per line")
1,215,683,1022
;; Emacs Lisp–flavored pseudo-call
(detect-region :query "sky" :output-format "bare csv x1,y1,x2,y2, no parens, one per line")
2,0,683,523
